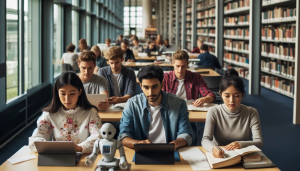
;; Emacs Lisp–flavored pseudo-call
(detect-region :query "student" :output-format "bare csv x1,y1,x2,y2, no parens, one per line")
129,35,137,46
197,44,221,69
91,45,108,68
202,69,263,158
61,43,79,71
158,39,166,52
191,39,203,54
144,39,159,53
77,51,109,110
121,39,135,62
104,38,112,50
164,39,170,48
155,34,163,46
76,38,91,52
163,50,215,105
118,65,194,149
131,38,144,52
116,34,123,46
28,72,102,153
98,47,136,104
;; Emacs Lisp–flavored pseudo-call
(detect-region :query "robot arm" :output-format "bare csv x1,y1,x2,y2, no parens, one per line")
85,139,100,165
117,140,128,169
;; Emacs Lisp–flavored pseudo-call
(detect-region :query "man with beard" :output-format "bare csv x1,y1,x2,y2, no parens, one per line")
118,65,194,149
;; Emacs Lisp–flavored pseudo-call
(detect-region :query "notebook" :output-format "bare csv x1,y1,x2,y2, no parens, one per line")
205,145,261,169
113,102,127,109
243,151,276,169
185,100,218,111
86,94,107,108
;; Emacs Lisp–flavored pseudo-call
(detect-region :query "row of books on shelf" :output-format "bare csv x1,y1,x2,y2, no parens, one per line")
187,7,192,13
261,43,295,60
224,0,250,13
204,37,215,44
187,30,192,34
208,18,215,26
197,0,215,10
224,14,249,25
262,7,296,22
224,40,249,53
223,64,249,79
261,75,294,97
224,28,249,38
197,28,207,34
187,0,192,6
186,22,191,28
187,35,192,40
262,0,290,5
186,42,191,50
224,52,249,67
197,9,215,18
186,15,191,21
261,25,296,41
261,60,295,79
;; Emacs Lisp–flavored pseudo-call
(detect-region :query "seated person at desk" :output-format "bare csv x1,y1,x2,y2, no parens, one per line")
76,38,91,52
116,34,123,46
98,47,136,104
131,37,144,52
103,38,112,50
91,45,107,69
197,44,221,69
28,72,102,153
158,39,166,52
61,42,79,71
77,51,109,110
144,39,159,53
163,50,215,106
121,39,135,62
191,39,203,54
118,65,194,149
202,69,263,158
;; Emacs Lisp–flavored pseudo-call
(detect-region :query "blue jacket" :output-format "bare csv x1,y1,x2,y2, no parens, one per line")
97,66,136,97
96,56,108,68
197,52,221,69
118,91,194,146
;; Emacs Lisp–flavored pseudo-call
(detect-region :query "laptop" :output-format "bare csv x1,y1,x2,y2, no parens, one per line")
147,51,162,57
134,144,175,165
34,141,82,166
133,49,139,57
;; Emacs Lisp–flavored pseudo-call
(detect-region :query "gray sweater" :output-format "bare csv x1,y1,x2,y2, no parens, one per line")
202,104,263,153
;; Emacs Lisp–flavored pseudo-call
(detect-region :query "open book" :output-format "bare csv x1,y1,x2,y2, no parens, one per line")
113,102,127,109
206,145,261,169
185,100,218,111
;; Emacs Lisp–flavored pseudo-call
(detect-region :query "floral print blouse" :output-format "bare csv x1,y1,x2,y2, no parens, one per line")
28,106,102,153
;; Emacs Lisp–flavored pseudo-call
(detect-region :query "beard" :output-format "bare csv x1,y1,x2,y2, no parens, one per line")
146,90,161,103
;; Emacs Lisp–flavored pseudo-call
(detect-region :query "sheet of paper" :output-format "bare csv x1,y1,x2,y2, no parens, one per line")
235,145,261,155
178,147,211,170
114,102,127,109
8,155,36,165
185,100,218,111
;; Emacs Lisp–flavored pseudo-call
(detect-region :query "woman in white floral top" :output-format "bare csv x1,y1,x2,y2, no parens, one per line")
29,72,102,153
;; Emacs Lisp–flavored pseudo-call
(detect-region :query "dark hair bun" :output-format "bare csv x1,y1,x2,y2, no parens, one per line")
225,69,239,77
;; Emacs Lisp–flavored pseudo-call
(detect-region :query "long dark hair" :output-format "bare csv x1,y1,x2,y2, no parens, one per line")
219,69,245,96
43,72,98,113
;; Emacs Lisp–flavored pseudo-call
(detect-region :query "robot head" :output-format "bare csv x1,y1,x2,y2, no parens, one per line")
100,123,116,140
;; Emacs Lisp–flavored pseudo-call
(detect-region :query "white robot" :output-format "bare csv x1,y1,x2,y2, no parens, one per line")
85,123,129,171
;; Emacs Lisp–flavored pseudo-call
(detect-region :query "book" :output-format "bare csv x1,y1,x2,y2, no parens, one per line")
242,152,261,162
113,102,127,109
205,145,261,169
185,100,218,111
243,151,276,169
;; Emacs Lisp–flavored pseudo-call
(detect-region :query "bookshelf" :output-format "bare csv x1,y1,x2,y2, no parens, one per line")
185,0,192,51
171,0,176,45
222,0,250,80
179,0,183,49
145,28,157,39
260,0,297,98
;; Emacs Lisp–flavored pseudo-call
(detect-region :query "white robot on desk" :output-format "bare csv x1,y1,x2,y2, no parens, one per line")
85,123,129,171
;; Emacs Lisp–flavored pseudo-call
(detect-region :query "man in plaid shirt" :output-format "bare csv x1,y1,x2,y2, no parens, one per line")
163,50,215,106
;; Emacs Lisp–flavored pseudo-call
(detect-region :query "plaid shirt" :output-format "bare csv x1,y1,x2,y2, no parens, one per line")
163,70,216,101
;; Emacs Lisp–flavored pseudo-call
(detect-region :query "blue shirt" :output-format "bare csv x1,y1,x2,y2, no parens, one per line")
197,51,221,69
118,91,194,146
96,56,108,68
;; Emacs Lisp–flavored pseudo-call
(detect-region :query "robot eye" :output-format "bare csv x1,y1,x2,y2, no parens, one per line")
108,131,112,135
102,132,106,135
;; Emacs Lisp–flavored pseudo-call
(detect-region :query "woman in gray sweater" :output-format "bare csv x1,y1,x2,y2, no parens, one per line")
202,69,263,158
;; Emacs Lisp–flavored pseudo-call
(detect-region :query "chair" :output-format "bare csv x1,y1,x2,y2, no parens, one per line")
61,63,73,73
197,65,216,70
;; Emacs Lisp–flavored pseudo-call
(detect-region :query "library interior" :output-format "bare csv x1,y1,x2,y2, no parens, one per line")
1,0,300,171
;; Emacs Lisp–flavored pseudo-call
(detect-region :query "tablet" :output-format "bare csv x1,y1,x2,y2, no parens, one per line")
86,94,107,108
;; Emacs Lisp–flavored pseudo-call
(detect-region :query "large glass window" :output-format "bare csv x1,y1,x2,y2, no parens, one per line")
72,10,79,47
6,0,19,101
123,6,143,38
53,4,62,77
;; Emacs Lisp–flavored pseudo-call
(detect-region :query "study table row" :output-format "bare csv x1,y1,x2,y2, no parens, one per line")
0,146,280,171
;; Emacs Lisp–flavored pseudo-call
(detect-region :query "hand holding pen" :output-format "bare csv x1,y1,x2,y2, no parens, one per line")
212,146,226,158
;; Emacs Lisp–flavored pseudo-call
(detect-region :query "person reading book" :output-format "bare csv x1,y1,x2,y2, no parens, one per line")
202,69,263,158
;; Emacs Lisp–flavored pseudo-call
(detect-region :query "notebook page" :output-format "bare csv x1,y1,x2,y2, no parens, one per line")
185,100,218,111
179,147,211,170
206,148,240,165
235,145,261,155
114,102,127,109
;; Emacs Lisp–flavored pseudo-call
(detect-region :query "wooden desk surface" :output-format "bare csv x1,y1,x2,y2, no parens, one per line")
124,62,173,67
0,146,280,171
135,56,157,60
99,110,207,122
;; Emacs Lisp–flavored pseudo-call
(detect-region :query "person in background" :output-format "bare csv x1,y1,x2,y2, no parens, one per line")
158,39,166,52
191,39,203,54
77,51,109,111
91,45,107,74
28,72,102,153
197,44,221,69
144,39,159,53
98,47,136,104
129,35,137,46
131,37,144,52
155,34,163,46
121,39,135,62
76,38,91,52
202,69,263,158
164,39,170,48
116,34,123,46
118,65,194,149
61,43,79,71
104,38,112,50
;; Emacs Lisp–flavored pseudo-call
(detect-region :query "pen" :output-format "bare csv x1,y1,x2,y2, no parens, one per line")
216,146,226,158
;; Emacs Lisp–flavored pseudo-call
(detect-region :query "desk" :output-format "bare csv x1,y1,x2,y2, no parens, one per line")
135,56,157,61
0,146,280,171
99,110,207,122
123,62,173,67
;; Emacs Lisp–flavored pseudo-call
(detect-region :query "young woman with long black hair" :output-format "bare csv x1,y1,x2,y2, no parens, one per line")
29,72,102,153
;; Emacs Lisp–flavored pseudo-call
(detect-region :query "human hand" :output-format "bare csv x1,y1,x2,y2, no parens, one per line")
98,99,109,110
225,142,241,151
109,96,119,104
192,97,206,107
212,146,224,158
136,139,152,144
74,144,83,152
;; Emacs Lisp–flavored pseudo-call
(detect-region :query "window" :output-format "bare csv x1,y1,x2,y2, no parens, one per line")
6,0,19,101
86,15,91,46
123,5,143,38
53,4,62,77
72,10,79,47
